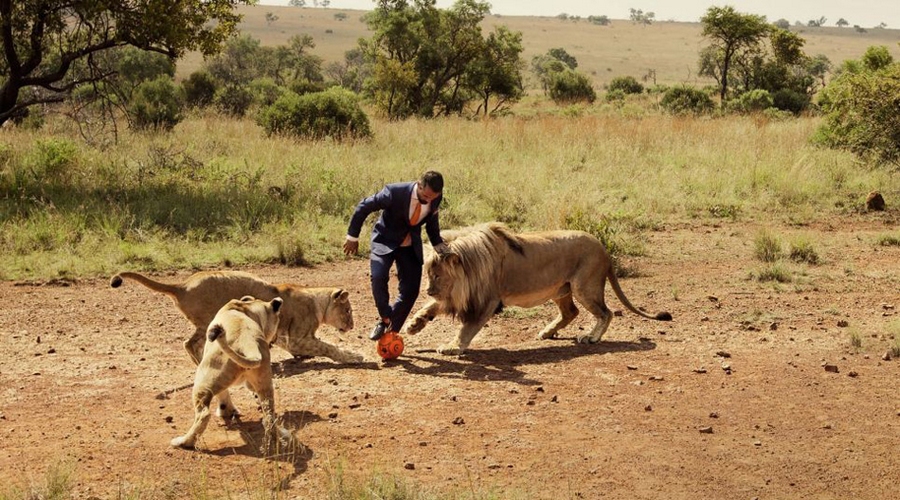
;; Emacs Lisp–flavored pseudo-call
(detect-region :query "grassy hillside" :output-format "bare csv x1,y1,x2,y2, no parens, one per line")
177,4,900,89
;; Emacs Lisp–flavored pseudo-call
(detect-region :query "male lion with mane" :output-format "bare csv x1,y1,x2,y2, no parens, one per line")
402,223,672,355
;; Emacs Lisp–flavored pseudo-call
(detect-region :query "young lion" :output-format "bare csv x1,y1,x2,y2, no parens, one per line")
171,296,289,451
110,270,361,367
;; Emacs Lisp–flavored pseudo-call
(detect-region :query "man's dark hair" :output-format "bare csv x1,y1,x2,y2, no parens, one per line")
420,170,444,193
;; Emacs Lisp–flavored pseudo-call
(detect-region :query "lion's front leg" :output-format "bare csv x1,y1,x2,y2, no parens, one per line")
402,299,443,335
436,307,495,355
279,337,364,364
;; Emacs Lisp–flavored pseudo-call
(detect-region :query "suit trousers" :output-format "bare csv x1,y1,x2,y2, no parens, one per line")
370,246,421,332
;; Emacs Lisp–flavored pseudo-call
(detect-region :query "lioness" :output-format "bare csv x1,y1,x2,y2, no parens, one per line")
402,223,672,355
170,296,290,451
110,270,360,369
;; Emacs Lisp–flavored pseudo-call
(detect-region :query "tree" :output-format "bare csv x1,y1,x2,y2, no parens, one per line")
836,18,849,27
773,19,791,29
465,26,524,116
548,48,578,69
588,15,611,26
288,0,307,6
265,12,279,26
629,9,655,25
0,0,251,126
700,6,770,103
360,0,511,119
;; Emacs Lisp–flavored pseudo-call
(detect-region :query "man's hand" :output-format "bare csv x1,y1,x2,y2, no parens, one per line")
343,239,359,256
433,242,450,255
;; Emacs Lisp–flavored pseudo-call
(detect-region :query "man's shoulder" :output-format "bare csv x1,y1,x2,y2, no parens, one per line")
385,181,415,192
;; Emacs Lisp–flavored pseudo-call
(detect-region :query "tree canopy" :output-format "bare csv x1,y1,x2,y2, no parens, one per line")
700,6,770,103
0,0,253,125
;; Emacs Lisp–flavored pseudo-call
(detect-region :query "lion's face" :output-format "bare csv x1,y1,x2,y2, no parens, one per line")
425,253,460,299
324,289,354,332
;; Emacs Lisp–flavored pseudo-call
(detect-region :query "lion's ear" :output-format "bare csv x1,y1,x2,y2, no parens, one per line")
443,252,461,266
332,288,349,300
271,297,283,313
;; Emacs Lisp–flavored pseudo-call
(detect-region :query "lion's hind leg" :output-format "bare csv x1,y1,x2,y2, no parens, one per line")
572,286,613,344
184,327,206,366
538,294,580,340
171,389,214,449
247,368,291,454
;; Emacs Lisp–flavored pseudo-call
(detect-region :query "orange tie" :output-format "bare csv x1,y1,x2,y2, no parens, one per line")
402,201,422,246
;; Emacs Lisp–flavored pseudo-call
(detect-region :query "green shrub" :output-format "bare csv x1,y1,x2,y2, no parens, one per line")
214,85,254,117
257,87,372,141
772,88,810,114
788,238,820,264
660,85,714,115
731,89,774,113
181,70,217,108
249,78,286,107
27,139,79,181
128,76,184,131
549,69,596,104
753,229,782,262
605,89,626,103
815,62,900,165
608,75,644,94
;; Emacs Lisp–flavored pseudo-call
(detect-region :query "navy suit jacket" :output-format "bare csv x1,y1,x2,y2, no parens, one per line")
347,181,444,264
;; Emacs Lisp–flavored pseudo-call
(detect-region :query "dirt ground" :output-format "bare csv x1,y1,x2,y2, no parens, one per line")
1,216,898,499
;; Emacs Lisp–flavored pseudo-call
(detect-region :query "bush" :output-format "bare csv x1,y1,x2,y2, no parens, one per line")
608,75,644,94
731,89,774,113
27,139,79,181
257,87,372,141
128,76,184,131
249,78,286,108
549,69,596,104
182,71,217,108
772,88,810,114
660,85,714,115
214,85,254,117
815,63,900,166
605,89,626,103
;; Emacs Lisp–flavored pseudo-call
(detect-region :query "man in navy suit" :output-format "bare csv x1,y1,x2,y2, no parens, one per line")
343,171,449,341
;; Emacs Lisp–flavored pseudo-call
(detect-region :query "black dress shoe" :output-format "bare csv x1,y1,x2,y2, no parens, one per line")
369,321,389,341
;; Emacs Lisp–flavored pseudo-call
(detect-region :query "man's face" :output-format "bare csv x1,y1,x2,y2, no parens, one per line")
416,183,441,204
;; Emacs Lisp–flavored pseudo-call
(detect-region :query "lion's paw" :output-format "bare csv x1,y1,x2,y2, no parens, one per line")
338,352,365,364
436,344,462,356
216,404,240,420
403,316,428,335
538,329,557,340
170,435,195,449
576,334,599,344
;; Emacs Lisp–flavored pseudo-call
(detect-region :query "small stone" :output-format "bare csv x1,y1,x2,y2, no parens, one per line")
164,416,174,423
836,320,849,328
626,365,638,370
404,462,415,470
649,376,664,381
822,424,833,429
693,367,708,374
754,441,762,447
716,350,731,358
699,426,714,434
550,395,558,403
824,364,839,373
848,371,859,378
769,322,778,331
644,405,652,412
328,412,339,419
882,351,892,361
452,417,465,425
709,412,719,418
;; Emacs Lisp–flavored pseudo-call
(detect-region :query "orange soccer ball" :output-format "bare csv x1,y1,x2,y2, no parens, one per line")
376,332,404,360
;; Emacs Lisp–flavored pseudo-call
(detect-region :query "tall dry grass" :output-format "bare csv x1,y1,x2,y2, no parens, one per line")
0,105,895,280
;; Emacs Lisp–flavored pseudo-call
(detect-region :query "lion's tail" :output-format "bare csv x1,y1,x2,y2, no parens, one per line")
207,324,264,369
606,268,673,322
109,271,182,298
